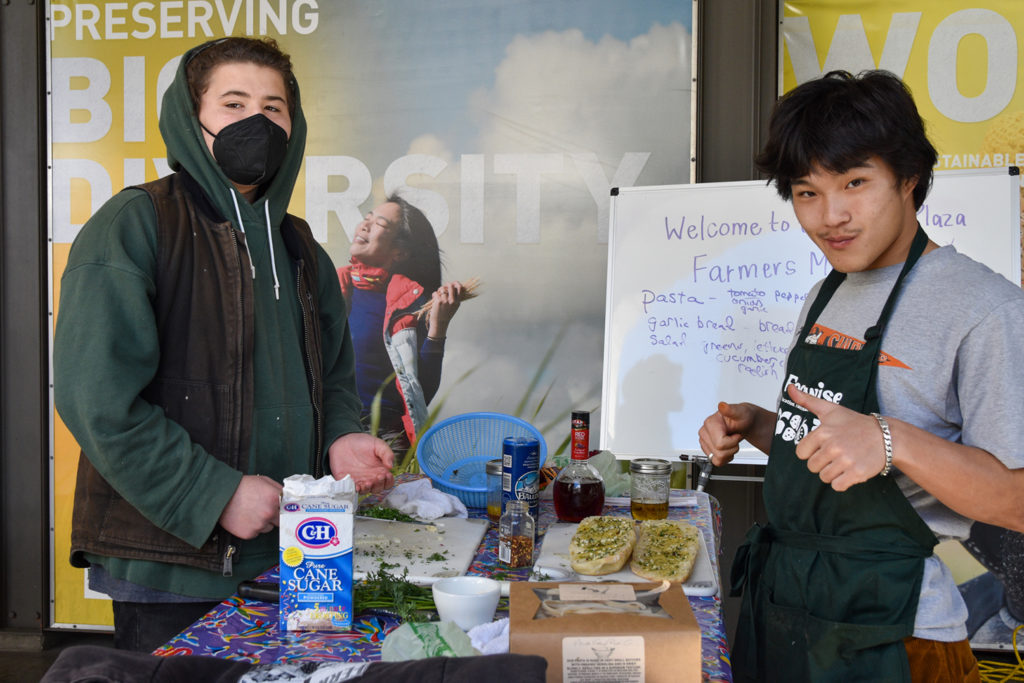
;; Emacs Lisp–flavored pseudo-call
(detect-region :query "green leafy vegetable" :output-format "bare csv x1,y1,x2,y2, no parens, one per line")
354,565,436,622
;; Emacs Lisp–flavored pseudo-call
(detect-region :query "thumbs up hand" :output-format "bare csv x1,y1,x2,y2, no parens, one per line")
786,383,889,491
698,401,773,466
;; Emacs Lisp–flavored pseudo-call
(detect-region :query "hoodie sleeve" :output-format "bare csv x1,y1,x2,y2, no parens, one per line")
315,245,368,457
54,191,240,549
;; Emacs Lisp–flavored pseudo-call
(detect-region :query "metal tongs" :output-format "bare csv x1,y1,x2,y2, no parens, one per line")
679,453,713,492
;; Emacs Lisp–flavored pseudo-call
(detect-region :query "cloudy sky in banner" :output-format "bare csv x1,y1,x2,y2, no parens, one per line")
307,1,691,167
297,1,694,437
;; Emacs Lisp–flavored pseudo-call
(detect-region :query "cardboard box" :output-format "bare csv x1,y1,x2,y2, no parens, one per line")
510,581,701,683
278,476,357,632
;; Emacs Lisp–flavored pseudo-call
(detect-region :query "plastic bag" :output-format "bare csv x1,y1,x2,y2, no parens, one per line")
380,620,478,661
587,450,631,497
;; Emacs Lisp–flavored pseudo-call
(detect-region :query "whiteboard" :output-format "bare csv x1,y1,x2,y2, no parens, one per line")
600,168,1021,465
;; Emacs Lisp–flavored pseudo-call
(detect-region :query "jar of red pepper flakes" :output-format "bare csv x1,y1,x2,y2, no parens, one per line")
498,500,535,567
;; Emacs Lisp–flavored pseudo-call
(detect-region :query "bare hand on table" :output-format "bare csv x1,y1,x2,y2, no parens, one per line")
329,432,395,493
787,384,887,491
218,474,284,539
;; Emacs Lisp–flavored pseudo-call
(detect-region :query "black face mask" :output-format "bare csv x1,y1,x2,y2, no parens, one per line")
202,114,288,186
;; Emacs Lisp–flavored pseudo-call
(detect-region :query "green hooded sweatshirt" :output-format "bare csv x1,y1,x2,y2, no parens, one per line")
54,44,364,599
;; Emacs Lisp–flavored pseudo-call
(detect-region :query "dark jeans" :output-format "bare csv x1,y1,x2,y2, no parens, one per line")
961,522,1024,621
112,600,220,652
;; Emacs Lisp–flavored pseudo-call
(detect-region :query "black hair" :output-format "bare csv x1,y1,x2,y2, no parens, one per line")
185,36,297,118
386,194,443,293
755,70,937,209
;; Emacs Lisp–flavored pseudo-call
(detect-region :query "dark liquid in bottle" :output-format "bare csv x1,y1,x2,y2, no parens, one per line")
552,478,605,522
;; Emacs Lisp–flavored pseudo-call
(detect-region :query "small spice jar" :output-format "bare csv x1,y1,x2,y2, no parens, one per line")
498,500,535,568
629,458,672,521
486,458,503,523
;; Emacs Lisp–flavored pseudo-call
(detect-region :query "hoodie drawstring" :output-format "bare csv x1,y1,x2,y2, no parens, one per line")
264,200,281,301
230,189,256,281
229,189,281,301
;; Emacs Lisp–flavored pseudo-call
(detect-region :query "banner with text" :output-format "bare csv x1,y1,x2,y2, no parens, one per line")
783,1,1024,174
48,0,694,627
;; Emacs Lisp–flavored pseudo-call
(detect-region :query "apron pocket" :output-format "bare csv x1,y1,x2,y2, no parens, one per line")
763,593,912,683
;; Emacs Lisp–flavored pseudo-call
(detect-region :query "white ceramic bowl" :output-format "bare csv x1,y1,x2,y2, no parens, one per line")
431,576,501,630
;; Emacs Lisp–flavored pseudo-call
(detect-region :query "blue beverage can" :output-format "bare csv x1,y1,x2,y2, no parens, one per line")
501,436,539,522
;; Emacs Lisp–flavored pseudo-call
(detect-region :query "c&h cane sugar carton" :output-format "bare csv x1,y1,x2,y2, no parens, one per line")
279,474,357,631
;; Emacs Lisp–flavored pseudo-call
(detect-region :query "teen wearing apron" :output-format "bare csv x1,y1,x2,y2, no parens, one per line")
731,227,938,681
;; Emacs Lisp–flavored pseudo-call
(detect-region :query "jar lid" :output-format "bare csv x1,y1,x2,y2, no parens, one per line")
629,458,672,474
486,458,502,475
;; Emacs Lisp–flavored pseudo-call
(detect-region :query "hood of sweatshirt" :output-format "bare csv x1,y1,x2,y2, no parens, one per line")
159,43,307,231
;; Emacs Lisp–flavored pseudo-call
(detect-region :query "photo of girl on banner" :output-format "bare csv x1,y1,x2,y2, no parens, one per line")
337,195,474,452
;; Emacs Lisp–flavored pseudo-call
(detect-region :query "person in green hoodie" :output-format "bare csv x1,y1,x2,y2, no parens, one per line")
53,37,394,652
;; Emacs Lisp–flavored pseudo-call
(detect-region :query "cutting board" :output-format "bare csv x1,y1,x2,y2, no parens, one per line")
353,517,489,585
534,522,719,596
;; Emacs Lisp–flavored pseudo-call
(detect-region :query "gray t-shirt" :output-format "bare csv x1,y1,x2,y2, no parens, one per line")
790,244,1024,641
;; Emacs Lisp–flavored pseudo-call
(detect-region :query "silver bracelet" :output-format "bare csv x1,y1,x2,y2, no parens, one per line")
871,412,893,477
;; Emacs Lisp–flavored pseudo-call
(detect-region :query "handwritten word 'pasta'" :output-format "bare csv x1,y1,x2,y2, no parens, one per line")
640,289,705,314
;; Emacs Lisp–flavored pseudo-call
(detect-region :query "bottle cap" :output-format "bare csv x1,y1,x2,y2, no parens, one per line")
486,459,502,475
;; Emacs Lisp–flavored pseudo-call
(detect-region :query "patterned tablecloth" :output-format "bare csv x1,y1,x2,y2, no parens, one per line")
156,482,733,682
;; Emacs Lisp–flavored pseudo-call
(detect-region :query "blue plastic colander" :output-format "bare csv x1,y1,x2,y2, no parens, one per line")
416,412,547,509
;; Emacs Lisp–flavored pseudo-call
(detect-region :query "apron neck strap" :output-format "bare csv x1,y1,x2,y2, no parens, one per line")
865,226,930,338
803,225,930,337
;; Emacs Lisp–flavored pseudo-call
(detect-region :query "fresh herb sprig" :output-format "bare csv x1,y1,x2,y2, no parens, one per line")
359,505,419,523
354,565,436,622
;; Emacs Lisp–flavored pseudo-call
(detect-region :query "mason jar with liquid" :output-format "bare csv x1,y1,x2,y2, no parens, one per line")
629,458,671,520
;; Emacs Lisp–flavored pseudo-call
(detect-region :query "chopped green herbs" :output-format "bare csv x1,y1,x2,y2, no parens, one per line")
359,506,418,523
354,565,436,622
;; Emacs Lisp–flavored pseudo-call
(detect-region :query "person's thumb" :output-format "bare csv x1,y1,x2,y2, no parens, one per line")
786,383,838,417
718,401,746,423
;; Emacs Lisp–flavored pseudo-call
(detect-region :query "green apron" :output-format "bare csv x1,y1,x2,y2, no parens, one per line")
731,227,938,682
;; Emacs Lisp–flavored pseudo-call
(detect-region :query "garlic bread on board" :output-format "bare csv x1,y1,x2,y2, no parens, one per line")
630,519,700,582
569,516,637,575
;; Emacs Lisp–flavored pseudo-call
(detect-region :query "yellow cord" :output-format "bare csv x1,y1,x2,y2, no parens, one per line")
977,624,1024,683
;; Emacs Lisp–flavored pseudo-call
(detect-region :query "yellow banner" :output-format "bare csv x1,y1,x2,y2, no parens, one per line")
783,1,1024,171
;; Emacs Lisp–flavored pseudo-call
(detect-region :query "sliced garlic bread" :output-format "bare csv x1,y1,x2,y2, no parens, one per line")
630,519,700,582
569,516,637,576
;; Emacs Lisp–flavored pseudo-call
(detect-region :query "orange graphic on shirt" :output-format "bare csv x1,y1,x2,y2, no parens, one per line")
804,324,911,369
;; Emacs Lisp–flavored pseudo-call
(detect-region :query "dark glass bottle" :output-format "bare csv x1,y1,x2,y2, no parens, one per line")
552,410,605,522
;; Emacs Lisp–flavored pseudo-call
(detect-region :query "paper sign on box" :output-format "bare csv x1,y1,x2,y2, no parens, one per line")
509,581,701,683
